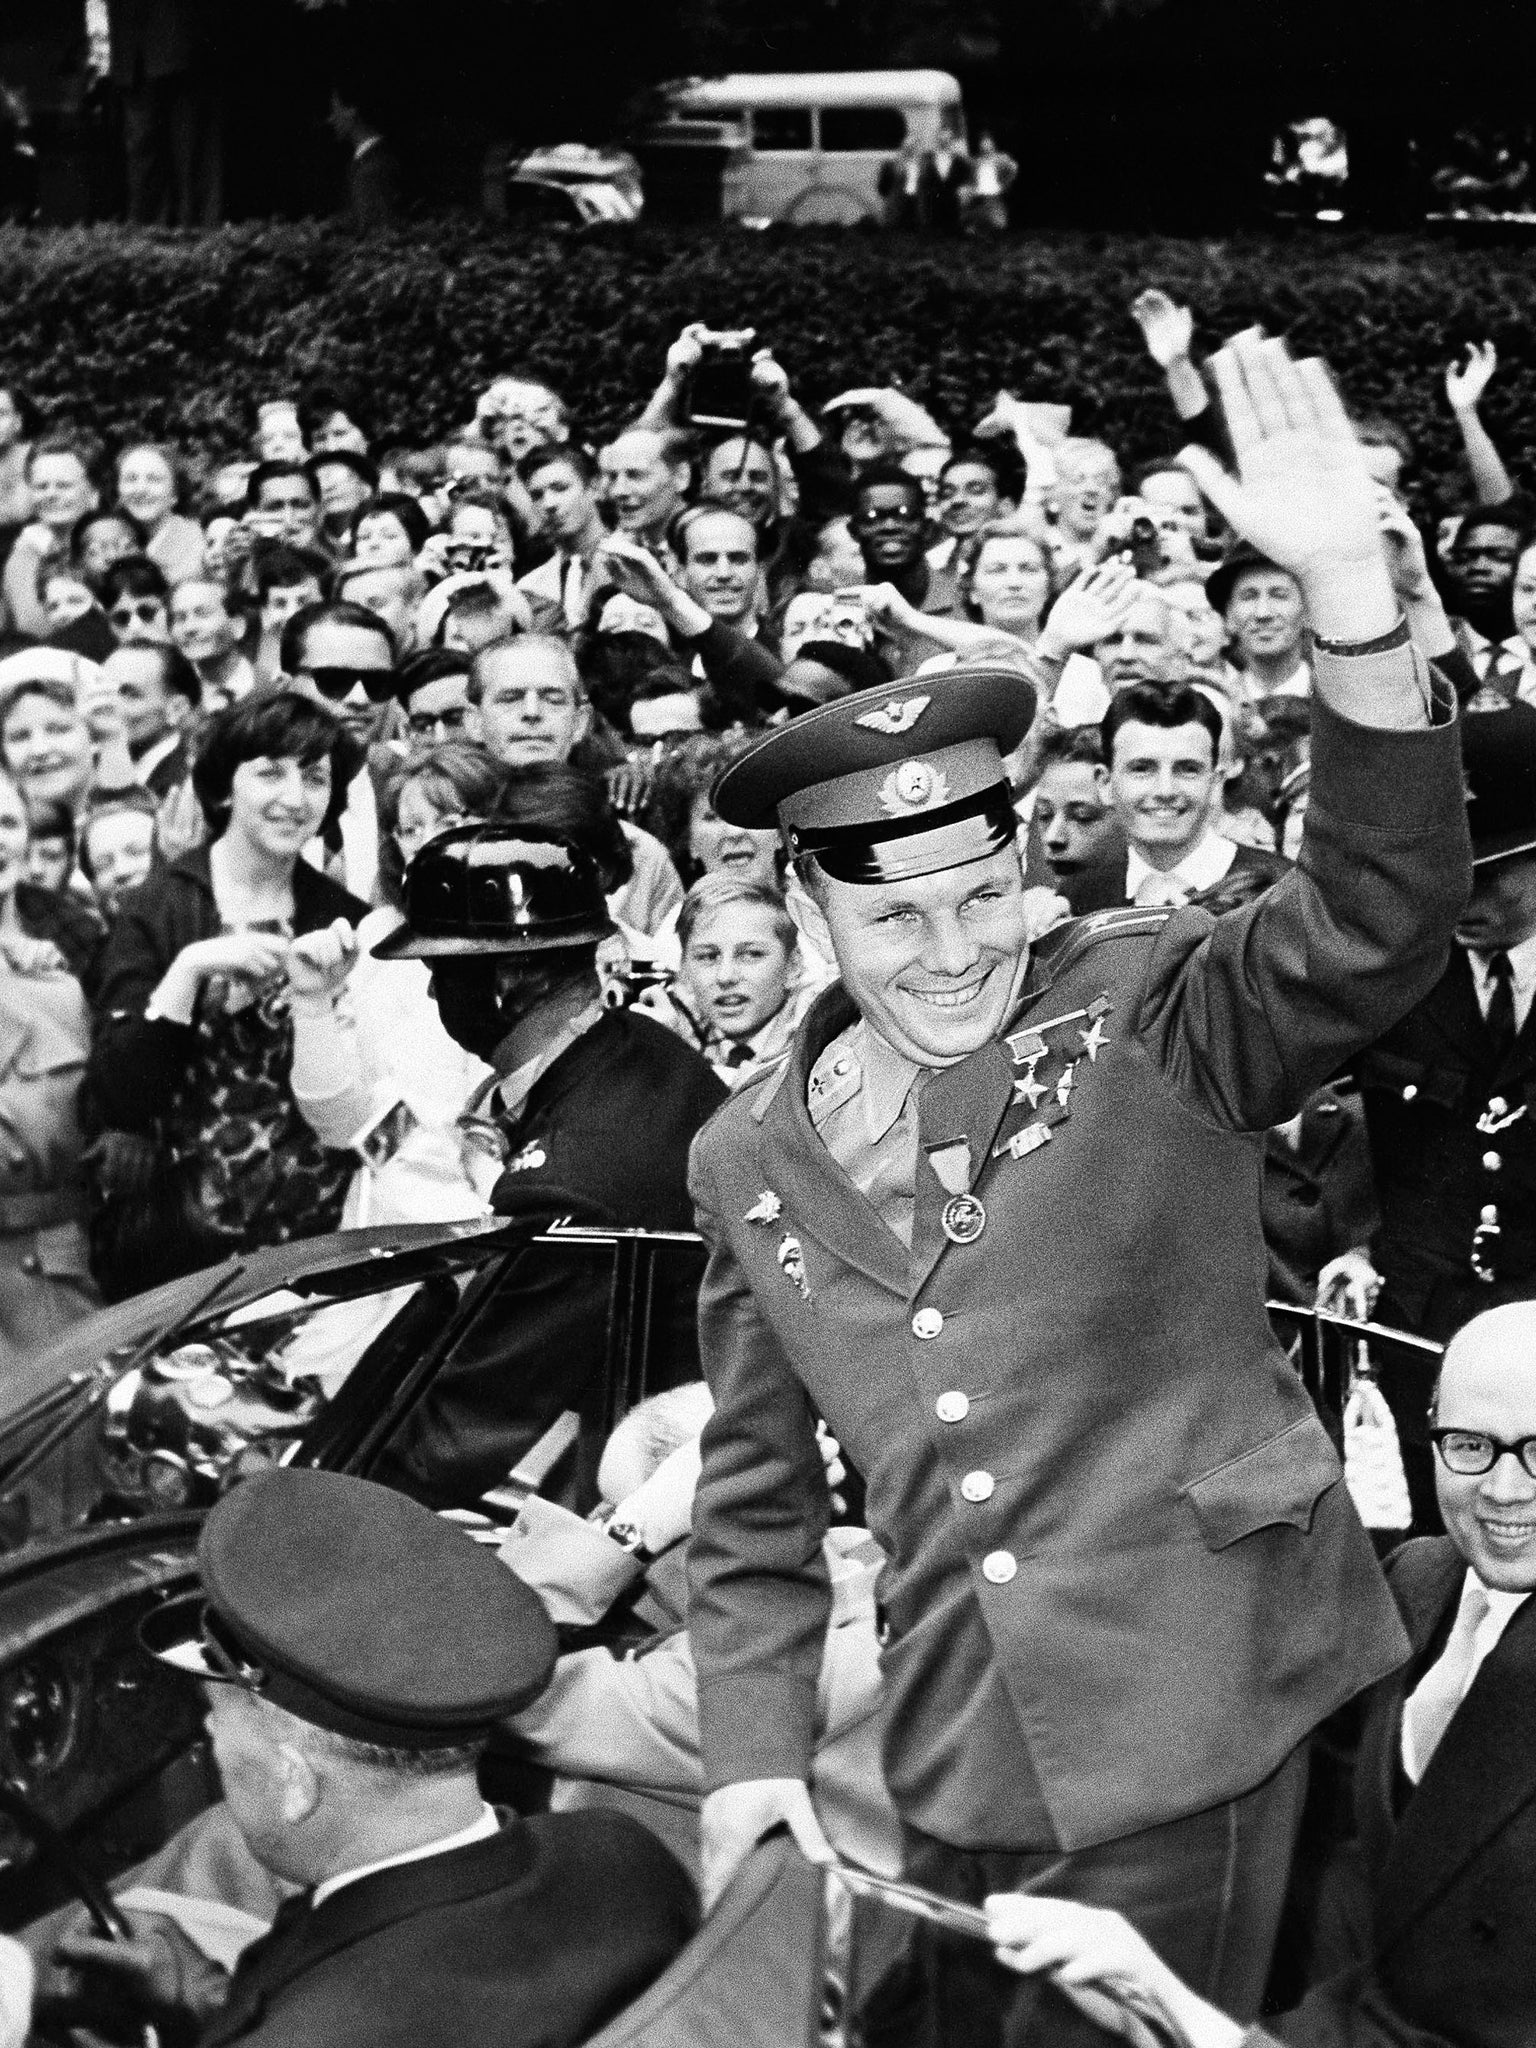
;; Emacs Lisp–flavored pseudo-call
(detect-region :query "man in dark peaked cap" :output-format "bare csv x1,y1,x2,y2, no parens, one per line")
685,332,1473,2045
43,1468,695,2048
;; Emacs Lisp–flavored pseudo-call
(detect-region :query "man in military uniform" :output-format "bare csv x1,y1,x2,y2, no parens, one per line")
685,333,1472,2041
1320,699,1536,1524
43,1468,695,2047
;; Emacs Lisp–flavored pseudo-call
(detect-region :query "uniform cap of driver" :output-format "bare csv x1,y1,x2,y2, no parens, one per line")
141,1468,558,1745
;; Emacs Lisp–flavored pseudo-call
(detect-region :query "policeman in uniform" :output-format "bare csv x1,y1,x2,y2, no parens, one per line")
44,1467,695,2047
685,334,1472,2041
370,812,725,1508
1322,699,1536,1523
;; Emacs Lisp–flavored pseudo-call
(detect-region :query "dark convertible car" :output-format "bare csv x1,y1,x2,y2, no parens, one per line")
0,1214,700,1926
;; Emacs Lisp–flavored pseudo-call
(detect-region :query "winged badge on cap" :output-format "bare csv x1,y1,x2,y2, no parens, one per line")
855,694,931,737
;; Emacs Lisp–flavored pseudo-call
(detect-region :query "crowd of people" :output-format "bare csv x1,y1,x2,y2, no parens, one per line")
0,288,1530,2047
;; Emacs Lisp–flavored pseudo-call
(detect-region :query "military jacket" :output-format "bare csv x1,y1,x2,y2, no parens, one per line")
688,693,1470,1853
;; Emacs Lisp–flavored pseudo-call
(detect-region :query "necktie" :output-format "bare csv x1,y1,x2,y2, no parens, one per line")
1484,950,1517,1066
1404,1580,1491,1780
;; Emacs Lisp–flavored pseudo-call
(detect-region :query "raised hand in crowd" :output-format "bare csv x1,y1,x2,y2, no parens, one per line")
1129,287,1194,368
286,916,361,1008
1444,338,1516,504
1130,287,1207,419
1034,558,1141,662
1177,332,1401,652
593,533,709,636
1444,338,1498,415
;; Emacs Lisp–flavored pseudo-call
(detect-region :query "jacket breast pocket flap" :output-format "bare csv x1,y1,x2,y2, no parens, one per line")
1183,1415,1342,1551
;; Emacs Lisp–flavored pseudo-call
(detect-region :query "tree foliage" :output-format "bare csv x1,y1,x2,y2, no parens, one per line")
3,217,1532,517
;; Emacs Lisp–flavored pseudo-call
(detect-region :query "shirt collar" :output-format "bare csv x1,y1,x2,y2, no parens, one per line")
1466,926,1536,989
312,1801,499,1907
1124,828,1237,901
1465,1567,1531,1640
853,1016,927,1147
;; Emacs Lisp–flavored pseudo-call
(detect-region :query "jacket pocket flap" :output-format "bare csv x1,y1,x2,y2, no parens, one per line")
1183,1415,1342,1550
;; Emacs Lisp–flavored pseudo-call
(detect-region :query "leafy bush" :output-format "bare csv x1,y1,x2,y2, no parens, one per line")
3,219,1536,512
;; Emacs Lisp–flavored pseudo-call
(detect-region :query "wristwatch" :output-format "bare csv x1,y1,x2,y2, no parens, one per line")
1311,614,1410,657
604,1515,654,1562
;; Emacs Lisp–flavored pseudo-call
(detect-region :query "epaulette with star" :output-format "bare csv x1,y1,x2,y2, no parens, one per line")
1030,904,1177,982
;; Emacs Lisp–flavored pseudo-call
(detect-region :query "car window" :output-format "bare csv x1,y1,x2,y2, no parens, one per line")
751,107,813,152
820,107,907,152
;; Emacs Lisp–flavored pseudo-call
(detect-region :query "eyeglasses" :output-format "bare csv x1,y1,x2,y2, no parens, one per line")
1431,1428,1536,1480
406,707,468,738
109,599,165,628
305,666,397,704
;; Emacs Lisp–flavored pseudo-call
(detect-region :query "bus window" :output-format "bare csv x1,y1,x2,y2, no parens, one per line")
752,107,813,152
820,107,907,152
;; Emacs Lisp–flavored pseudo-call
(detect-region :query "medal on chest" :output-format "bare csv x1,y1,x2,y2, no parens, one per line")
993,993,1113,1164
924,1138,988,1245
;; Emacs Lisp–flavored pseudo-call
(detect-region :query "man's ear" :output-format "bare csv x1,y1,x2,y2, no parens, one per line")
1094,765,1112,799
464,704,485,745
786,869,831,957
572,699,593,747
275,1743,322,1827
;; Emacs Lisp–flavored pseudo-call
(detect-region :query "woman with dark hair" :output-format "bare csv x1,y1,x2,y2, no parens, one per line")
85,692,366,1293
351,492,431,570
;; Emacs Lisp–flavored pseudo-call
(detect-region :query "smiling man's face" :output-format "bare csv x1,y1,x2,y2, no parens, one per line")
808,845,1031,1064
1433,1306,1536,1594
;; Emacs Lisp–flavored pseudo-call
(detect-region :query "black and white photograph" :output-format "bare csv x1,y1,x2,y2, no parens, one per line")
0,1,1530,2042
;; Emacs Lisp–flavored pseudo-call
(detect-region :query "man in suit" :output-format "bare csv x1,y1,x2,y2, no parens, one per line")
370,812,725,1509
686,332,1471,2043
517,444,610,633
44,1467,696,2048
988,1297,1536,2048
1319,700,1536,1523
1067,682,1290,913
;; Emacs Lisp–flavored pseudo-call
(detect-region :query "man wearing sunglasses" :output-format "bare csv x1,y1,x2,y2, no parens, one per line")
281,600,398,903
988,1299,1536,2048
39,1467,696,2048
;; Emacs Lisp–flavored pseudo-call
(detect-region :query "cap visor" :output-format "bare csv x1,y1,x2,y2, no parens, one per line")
370,921,616,961
138,1593,233,1680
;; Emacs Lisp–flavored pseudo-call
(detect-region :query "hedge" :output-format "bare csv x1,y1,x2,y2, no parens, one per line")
5,218,1536,513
